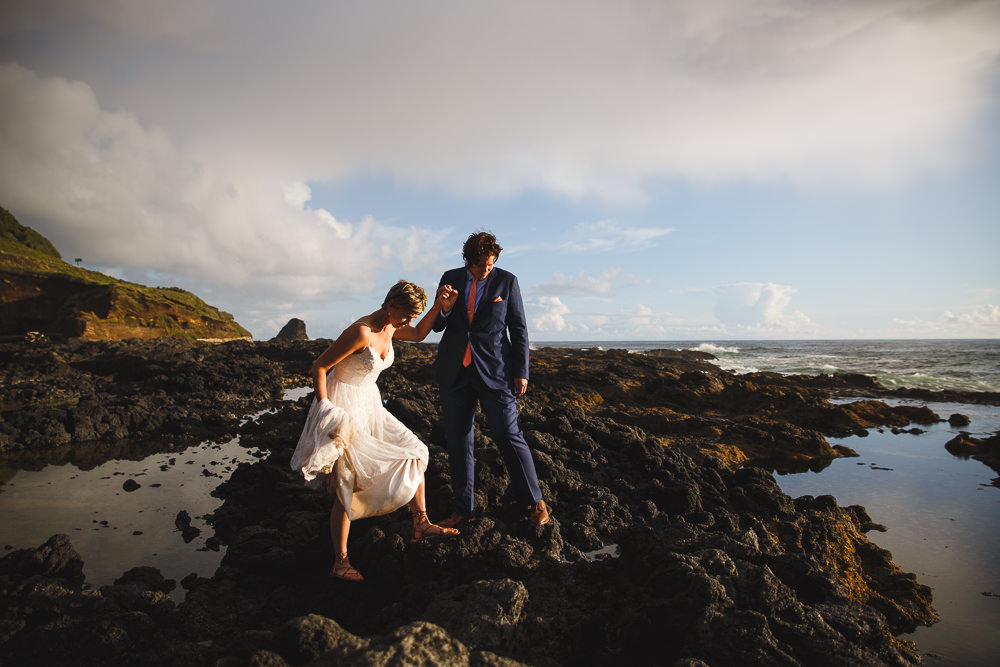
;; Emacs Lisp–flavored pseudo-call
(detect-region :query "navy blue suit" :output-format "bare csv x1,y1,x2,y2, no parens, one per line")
433,266,542,516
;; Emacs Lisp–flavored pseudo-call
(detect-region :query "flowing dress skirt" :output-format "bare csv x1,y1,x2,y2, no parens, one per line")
291,368,428,520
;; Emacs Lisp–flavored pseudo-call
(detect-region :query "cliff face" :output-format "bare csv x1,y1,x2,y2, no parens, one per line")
0,206,251,341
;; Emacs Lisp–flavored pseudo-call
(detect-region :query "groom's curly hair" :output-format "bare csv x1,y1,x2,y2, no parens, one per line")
383,280,427,317
462,232,503,266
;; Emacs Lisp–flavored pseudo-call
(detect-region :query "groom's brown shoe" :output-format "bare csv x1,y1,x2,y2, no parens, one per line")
439,513,474,530
527,500,550,526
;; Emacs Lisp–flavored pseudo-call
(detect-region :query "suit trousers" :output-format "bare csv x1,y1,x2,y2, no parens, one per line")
441,364,542,516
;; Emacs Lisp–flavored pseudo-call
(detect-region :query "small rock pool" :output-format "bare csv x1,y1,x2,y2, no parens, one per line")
0,387,312,602
776,400,1000,667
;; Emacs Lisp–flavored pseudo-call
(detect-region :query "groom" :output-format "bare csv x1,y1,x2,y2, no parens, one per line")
433,232,549,528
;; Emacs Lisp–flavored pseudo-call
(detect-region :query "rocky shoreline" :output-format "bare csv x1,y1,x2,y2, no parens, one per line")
2,339,998,665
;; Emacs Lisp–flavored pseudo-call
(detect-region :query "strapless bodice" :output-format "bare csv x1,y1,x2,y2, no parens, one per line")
333,342,393,385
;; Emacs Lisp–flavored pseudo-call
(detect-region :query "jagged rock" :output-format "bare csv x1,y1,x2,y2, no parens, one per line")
275,614,370,663
948,413,971,427
276,619,522,666
0,337,304,459
272,318,308,341
945,431,1000,475
0,537,205,666
0,534,85,588
423,579,529,651
112,566,176,594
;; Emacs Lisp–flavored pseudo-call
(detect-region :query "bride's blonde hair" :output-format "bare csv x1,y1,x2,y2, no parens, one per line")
383,280,427,317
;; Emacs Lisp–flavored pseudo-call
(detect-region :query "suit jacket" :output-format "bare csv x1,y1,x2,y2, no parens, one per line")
433,267,529,391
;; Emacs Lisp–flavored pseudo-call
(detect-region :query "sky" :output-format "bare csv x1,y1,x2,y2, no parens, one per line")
1,0,999,342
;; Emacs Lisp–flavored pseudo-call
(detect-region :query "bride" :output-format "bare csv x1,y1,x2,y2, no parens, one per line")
291,280,460,581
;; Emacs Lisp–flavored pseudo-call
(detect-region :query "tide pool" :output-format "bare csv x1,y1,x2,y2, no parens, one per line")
776,400,1000,666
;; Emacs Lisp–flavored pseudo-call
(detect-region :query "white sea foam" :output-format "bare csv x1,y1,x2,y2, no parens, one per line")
711,361,760,374
691,343,740,355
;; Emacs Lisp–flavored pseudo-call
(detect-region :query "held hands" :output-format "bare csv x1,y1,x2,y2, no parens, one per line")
437,284,459,312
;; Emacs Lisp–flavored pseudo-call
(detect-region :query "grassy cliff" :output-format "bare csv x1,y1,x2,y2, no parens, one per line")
0,206,252,341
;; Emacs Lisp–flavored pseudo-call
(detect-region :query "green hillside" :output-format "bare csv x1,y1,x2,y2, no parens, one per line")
0,206,252,341
0,207,61,258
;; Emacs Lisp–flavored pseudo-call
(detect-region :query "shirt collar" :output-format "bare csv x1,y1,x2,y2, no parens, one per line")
466,268,490,284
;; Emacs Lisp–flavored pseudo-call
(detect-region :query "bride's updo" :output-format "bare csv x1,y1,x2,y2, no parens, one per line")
383,280,427,317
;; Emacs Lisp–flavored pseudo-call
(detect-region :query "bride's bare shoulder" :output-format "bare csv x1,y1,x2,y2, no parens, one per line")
315,322,368,365
340,321,371,347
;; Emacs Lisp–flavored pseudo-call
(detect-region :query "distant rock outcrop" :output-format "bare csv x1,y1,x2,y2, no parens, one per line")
0,206,251,341
272,317,308,341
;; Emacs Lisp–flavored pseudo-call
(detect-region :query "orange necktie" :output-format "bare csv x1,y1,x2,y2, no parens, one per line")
462,276,477,367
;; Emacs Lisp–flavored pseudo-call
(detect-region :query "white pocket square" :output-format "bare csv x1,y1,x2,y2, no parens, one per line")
493,296,503,302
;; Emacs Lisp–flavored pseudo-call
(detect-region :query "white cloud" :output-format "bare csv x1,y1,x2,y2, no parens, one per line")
713,282,815,333
282,182,312,209
561,221,675,253
631,303,652,327
531,296,571,333
283,181,352,239
375,223,451,274
534,268,623,296
943,304,1000,328
893,304,1000,337
0,63,400,336
580,304,691,339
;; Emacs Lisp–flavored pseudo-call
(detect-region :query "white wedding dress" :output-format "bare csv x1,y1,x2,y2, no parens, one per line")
290,331,428,520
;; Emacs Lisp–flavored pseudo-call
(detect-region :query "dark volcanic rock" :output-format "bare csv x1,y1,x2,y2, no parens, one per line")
948,413,971,427
0,338,330,462
3,340,986,665
945,431,1000,475
272,318,308,341
0,537,204,666
0,534,85,588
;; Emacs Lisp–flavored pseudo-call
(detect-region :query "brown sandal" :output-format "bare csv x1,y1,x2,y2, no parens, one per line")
411,512,460,544
330,552,364,582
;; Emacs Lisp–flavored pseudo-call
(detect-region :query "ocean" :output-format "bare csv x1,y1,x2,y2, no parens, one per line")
533,339,1000,394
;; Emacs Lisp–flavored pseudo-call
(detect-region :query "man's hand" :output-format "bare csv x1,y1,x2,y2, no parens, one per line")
437,284,458,313
514,378,528,396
